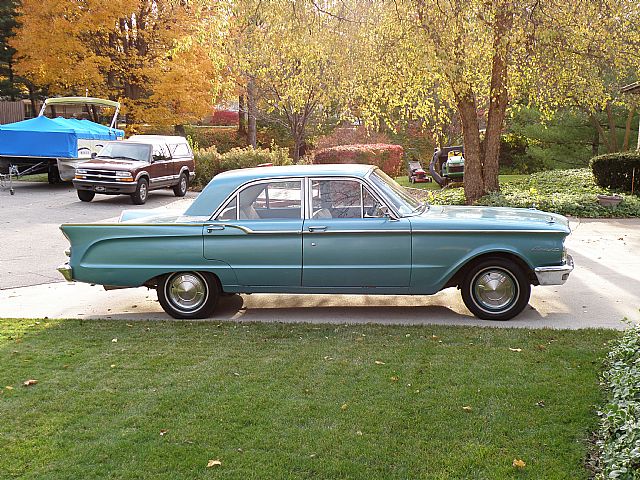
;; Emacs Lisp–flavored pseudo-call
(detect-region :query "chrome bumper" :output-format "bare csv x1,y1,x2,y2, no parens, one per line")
535,254,574,286
57,263,74,282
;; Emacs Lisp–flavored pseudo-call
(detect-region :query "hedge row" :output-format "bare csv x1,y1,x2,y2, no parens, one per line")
591,152,640,192
313,143,404,177
193,146,292,188
597,324,640,479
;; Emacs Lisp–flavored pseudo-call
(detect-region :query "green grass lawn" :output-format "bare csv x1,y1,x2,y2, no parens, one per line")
0,319,617,479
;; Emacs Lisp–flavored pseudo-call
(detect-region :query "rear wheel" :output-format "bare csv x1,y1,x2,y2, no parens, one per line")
77,190,95,202
157,272,219,319
460,257,530,320
48,165,61,184
173,172,188,197
131,178,149,205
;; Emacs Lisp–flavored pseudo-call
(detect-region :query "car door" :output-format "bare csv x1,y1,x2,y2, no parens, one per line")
203,178,303,286
148,143,171,188
302,178,412,288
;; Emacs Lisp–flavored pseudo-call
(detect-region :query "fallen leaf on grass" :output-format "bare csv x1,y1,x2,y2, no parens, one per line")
536,400,546,408
512,459,526,469
341,403,348,411
374,360,385,365
206,460,222,468
111,338,118,343
390,376,399,382
509,348,522,352
462,406,472,412
5,386,14,390
110,364,116,368
23,379,37,387
159,429,168,436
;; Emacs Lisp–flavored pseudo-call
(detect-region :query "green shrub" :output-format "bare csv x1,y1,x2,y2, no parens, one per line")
194,146,292,188
591,152,640,192
597,324,640,480
185,126,247,152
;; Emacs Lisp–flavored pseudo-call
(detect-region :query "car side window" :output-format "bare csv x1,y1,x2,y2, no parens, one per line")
312,179,384,219
171,143,191,157
152,144,170,161
217,180,302,220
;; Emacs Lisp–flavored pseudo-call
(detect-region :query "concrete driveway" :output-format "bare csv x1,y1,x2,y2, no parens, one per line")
1,181,638,328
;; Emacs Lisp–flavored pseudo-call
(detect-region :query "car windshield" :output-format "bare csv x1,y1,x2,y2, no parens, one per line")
97,143,150,162
369,169,423,216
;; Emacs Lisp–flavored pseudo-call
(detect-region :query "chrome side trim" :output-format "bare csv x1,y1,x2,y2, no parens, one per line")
534,254,574,285
150,174,180,183
57,263,73,282
305,229,411,234
205,223,300,235
412,229,564,234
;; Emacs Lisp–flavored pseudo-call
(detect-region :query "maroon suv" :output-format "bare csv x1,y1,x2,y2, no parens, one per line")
73,135,195,205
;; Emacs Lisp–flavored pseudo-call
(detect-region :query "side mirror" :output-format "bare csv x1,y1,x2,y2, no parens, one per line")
91,152,97,159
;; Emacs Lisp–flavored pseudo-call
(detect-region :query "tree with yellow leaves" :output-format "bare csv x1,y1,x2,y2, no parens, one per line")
11,0,225,127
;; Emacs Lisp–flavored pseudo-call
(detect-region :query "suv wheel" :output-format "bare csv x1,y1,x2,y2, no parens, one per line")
77,190,95,202
173,172,188,197
131,178,149,205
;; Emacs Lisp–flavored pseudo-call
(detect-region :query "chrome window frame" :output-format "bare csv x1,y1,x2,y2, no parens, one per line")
210,177,305,221
305,176,393,220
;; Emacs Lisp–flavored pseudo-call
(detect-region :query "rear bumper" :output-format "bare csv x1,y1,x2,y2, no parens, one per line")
534,254,574,285
57,263,74,282
73,179,137,194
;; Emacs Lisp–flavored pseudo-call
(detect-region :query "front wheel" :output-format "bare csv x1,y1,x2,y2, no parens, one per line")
460,257,531,320
157,271,219,319
131,178,149,205
77,190,95,202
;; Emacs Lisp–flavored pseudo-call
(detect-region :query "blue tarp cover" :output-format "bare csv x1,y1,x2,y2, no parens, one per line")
0,116,124,158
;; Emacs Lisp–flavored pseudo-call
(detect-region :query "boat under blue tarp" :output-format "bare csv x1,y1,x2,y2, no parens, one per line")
0,116,124,159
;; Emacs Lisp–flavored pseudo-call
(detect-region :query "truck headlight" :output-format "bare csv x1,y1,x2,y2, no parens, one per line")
115,171,134,182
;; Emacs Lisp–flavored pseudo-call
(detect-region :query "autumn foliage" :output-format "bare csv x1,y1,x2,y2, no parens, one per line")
313,144,404,177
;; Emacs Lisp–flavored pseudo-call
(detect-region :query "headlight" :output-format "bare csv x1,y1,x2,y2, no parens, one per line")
76,169,87,174
115,171,134,182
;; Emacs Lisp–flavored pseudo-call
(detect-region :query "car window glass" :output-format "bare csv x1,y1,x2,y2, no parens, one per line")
237,181,301,220
171,143,190,157
363,186,385,218
152,144,170,160
216,196,237,220
311,180,362,219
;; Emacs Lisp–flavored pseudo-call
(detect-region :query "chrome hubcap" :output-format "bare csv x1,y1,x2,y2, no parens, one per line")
180,177,187,191
140,183,147,200
472,268,517,311
167,273,207,312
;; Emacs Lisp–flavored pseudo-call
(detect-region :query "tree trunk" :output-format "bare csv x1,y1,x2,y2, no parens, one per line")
592,126,599,156
605,103,618,152
174,124,186,137
482,4,513,194
27,84,37,118
247,77,257,148
589,113,610,152
623,106,636,151
458,93,484,205
238,94,247,135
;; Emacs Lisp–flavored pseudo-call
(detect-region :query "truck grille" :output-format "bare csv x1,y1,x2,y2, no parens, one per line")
83,169,119,182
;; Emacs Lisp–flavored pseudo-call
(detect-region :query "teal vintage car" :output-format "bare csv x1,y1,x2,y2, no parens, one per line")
58,164,574,320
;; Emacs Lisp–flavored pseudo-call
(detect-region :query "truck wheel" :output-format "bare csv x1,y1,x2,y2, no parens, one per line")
157,272,220,319
48,165,62,184
173,172,188,197
460,257,531,321
131,178,149,205
77,190,95,202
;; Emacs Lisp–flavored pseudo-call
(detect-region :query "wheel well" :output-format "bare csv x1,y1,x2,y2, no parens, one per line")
445,252,536,289
144,271,223,292
137,174,150,184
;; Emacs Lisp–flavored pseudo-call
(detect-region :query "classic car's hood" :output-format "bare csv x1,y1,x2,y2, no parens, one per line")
76,159,149,171
411,205,570,232
119,209,205,224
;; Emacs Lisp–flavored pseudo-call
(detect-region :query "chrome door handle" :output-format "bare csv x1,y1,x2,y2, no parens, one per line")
308,226,328,232
206,225,225,232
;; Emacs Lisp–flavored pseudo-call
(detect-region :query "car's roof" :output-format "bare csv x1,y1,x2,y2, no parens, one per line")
185,163,377,217
216,163,375,180
127,134,189,145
